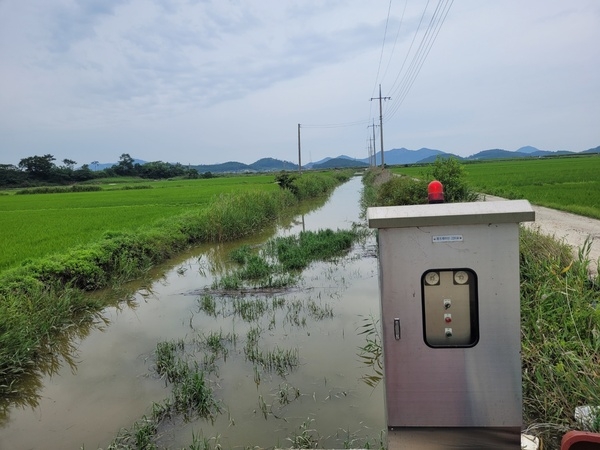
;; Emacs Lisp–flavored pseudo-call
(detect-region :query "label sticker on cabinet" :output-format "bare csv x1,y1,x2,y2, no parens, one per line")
432,235,463,243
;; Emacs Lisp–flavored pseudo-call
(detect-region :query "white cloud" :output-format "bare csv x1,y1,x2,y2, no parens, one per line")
0,0,599,165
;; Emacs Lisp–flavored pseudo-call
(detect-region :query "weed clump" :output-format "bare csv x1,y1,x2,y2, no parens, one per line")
212,229,359,292
362,157,478,207
520,229,600,446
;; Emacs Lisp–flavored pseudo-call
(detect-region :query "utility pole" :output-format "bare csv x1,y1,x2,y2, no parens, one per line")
297,123,302,174
368,120,378,166
371,84,390,167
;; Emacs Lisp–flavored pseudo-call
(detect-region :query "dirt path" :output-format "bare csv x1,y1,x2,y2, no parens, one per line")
484,195,600,278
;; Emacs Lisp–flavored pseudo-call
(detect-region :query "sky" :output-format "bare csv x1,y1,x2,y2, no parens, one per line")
1,0,599,167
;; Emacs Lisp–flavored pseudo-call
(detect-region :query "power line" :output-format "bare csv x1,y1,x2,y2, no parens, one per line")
365,0,431,153
370,0,394,101
386,0,433,98
301,119,371,129
380,0,409,88
385,0,454,122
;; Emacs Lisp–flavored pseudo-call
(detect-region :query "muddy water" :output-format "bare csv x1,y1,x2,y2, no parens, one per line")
0,176,385,449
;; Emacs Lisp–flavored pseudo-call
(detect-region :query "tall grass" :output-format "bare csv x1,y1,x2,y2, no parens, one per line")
15,185,103,194
368,157,478,207
520,229,600,446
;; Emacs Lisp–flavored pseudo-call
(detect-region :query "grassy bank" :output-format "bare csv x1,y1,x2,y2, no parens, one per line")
0,170,352,402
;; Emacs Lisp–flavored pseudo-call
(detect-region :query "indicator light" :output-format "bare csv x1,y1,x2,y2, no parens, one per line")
428,180,444,204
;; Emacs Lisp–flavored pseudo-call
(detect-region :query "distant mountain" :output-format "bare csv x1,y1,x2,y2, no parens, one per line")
307,154,369,169
468,148,575,160
309,157,332,167
516,146,572,156
528,150,574,157
362,147,446,166
249,158,298,171
89,159,146,171
417,153,464,164
312,158,368,170
193,161,249,173
83,144,598,175
582,146,600,154
468,149,526,160
516,146,539,154
192,158,297,173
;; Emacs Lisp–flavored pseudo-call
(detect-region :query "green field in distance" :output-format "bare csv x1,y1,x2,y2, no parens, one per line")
0,175,278,272
391,155,600,219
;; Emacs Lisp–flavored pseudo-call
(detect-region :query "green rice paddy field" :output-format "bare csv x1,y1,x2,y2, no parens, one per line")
0,175,278,272
392,155,600,219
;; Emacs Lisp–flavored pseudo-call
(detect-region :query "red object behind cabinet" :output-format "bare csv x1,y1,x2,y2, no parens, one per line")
561,431,600,450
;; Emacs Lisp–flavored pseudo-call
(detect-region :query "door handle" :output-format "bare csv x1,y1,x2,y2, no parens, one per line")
394,318,401,340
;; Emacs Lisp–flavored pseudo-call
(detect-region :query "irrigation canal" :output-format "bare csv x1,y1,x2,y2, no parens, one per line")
0,176,386,449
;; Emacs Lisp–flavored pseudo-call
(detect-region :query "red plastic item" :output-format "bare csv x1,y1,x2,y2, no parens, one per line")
561,431,600,449
428,180,444,204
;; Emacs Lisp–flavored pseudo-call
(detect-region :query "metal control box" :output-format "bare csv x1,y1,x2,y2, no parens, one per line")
368,200,534,449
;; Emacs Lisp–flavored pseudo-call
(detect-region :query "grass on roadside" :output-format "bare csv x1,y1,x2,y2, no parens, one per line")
520,228,600,446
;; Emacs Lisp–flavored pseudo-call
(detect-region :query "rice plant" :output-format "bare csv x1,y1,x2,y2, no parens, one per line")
275,382,301,406
356,315,384,389
286,418,320,449
197,294,217,317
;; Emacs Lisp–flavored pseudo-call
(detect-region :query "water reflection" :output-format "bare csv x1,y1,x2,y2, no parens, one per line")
0,309,108,426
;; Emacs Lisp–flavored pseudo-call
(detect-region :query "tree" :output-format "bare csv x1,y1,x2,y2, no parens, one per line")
73,164,96,182
115,153,135,176
62,159,77,170
0,164,27,187
18,154,56,179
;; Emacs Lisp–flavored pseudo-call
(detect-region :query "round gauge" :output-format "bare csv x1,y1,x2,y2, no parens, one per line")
454,270,469,284
425,271,440,285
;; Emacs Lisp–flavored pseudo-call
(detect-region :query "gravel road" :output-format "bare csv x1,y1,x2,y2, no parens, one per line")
484,195,600,278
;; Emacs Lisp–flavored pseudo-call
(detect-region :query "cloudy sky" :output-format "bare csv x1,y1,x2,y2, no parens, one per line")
1,0,599,166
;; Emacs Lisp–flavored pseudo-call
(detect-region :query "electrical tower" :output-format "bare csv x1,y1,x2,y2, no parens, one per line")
370,84,390,167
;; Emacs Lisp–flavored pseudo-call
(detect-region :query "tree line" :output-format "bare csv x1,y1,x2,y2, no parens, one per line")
0,153,211,188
